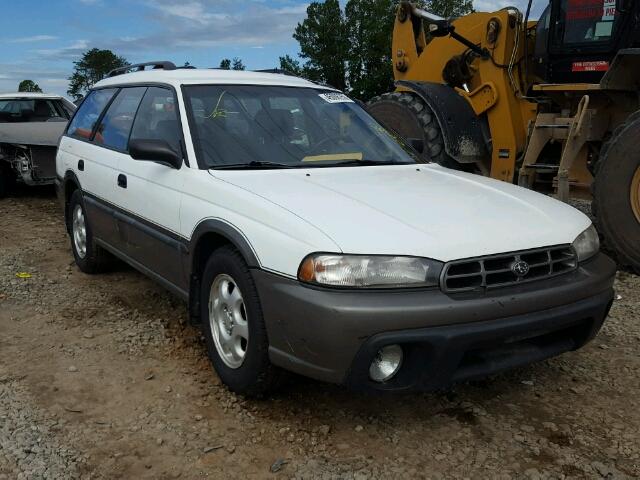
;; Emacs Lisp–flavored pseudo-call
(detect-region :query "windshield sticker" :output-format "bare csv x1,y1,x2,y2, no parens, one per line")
319,92,354,104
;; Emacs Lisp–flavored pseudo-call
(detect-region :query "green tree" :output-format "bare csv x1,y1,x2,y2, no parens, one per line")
278,55,302,76
220,57,245,70
18,80,43,93
293,0,347,90
289,0,474,100
232,57,246,71
344,0,396,100
425,0,474,18
67,48,128,100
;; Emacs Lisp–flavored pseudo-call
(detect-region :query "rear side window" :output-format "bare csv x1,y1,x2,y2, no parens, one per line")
67,89,117,140
94,87,146,151
129,87,182,155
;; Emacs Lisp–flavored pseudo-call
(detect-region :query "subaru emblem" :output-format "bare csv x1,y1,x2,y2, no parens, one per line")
511,260,530,277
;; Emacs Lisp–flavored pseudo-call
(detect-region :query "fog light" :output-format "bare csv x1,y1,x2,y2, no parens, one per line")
369,345,403,382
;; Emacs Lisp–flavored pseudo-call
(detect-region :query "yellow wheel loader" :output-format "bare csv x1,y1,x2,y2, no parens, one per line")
368,0,640,272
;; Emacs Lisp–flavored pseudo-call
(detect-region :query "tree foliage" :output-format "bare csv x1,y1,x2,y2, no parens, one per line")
219,57,246,70
67,48,128,100
344,0,396,100
278,55,302,76
289,0,474,100
232,57,246,71
425,0,474,18
18,80,42,93
293,0,347,90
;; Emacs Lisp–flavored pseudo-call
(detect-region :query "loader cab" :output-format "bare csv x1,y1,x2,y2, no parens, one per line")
534,0,639,83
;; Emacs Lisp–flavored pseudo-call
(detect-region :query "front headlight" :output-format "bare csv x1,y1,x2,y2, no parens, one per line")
298,254,443,288
572,224,599,262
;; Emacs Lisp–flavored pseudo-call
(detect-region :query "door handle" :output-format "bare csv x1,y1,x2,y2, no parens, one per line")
78,159,84,171
117,174,127,189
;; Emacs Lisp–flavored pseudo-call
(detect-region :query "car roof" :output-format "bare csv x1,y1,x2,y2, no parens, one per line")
0,92,65,100
94,68,337,91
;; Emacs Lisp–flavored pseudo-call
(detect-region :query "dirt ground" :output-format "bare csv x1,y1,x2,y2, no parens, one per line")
0,187,639,480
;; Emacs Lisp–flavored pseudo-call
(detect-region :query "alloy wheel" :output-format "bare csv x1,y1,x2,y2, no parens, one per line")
208,274,249,369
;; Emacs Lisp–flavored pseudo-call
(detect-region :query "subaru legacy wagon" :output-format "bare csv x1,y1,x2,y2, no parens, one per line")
55,62,615,396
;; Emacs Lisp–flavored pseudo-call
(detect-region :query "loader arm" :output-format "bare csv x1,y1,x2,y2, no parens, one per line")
391,2,538,180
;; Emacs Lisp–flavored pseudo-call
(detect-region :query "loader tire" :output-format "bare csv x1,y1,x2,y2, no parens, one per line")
368,92,469,170
592,111,640,273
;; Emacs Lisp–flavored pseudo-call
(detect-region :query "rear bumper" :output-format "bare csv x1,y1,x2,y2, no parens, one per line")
254,253,616,390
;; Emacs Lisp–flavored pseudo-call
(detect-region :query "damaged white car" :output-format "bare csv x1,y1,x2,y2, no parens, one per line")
0,92,75,196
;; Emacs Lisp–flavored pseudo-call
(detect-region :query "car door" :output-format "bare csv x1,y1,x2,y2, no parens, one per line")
113,86,187,290
88,86,148,252
60,88,120,244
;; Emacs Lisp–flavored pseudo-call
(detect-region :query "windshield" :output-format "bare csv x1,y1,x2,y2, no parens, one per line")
555,0,620,45
183,85,422,169
0,98,71,123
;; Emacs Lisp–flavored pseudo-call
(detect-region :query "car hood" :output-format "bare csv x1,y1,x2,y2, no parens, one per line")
209,164,591,262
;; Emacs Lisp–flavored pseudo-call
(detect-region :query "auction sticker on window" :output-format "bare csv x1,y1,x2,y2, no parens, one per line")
319,92,354,103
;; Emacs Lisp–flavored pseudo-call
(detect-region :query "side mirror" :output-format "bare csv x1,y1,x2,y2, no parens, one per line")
129,138,182,169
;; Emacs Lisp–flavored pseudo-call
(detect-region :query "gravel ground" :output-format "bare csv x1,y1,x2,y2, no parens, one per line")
0,187,639,479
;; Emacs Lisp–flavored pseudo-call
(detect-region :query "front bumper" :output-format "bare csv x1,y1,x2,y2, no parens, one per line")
254,253,616,391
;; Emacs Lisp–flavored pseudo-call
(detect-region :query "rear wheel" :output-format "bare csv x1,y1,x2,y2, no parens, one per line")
68,190,111,273
368,92,469,170
592,112,640,273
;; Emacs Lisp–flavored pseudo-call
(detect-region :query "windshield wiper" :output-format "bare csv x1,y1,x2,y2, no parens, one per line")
324,159,414,167
210,161,298,170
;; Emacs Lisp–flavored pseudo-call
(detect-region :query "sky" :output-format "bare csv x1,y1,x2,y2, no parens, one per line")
0,0,540,97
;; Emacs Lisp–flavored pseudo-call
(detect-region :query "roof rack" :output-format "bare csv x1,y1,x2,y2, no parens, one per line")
253,68,299,77
107,61,177,78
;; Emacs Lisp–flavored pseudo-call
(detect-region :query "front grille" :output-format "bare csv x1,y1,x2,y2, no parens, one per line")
441,245,577,293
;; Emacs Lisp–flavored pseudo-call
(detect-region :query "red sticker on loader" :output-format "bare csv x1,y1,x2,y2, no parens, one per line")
572,61,609,72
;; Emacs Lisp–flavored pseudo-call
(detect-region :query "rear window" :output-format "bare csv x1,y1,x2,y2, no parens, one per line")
0,98,70,123
67,89,117,140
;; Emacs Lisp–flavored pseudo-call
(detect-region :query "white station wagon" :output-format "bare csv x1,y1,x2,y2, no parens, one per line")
56,62,615,396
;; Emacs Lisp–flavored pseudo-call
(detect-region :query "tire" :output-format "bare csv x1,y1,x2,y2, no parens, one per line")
200,245,283,396
592,110,640,273
68,190,110,273
368,92,470,170
0,164,14,199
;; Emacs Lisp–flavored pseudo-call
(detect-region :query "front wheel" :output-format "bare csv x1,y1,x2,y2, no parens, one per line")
200,245,283,396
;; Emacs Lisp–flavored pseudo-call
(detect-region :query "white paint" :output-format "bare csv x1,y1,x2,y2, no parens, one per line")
59,69,591,279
